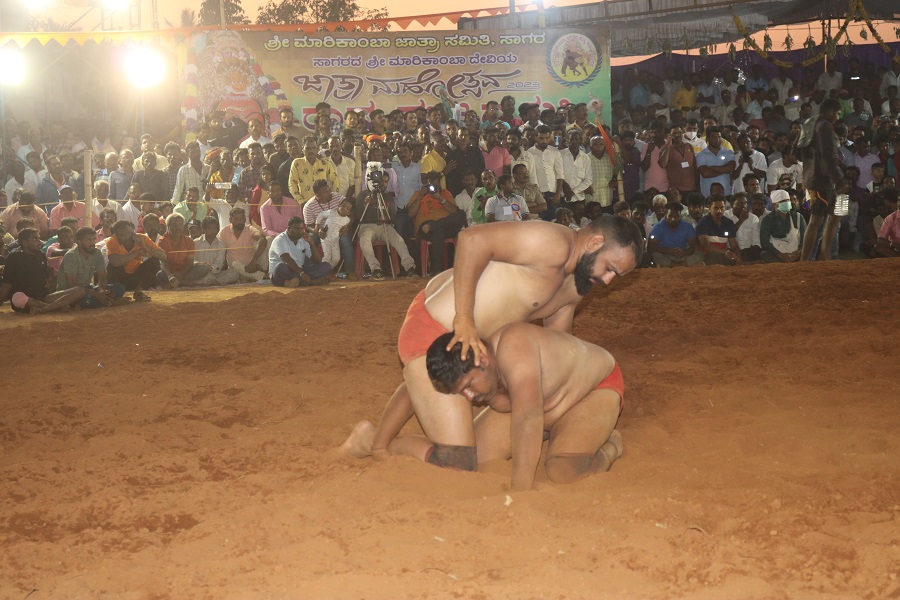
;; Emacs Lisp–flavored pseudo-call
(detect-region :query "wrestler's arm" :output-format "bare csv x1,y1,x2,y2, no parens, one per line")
370,383,416,461
449,222,572,364
542,300,577,334
499,333,545,491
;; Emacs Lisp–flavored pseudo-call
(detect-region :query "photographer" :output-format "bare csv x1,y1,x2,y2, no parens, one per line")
407,171,465,276
731,133,767,195
355,160,419,280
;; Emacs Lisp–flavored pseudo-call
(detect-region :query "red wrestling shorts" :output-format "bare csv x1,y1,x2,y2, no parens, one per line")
397,290,449,366
596,362,625,414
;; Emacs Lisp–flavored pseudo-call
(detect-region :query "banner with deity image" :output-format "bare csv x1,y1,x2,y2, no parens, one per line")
180,28,610,135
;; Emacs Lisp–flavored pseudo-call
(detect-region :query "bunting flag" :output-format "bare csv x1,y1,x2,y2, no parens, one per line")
0,5,532,48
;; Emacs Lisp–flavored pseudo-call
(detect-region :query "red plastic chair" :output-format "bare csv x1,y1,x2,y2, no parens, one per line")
355,239,401,277
420,238,457,277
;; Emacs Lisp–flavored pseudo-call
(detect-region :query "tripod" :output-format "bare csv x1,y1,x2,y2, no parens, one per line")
348,184,399,279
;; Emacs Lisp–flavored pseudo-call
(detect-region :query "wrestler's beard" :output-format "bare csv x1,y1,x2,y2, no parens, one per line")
573,248,602,296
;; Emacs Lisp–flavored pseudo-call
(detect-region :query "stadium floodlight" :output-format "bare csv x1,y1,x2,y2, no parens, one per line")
0,48,26,86
27,0,54,10
124,47,166,89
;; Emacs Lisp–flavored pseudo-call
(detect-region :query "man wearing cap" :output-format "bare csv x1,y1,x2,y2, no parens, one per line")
760,189,806,263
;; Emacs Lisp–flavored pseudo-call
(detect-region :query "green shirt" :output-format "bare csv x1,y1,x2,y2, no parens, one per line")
471,186,499,225
58,246,105,288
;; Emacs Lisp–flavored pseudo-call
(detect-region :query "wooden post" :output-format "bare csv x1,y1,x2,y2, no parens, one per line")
83,150,94,228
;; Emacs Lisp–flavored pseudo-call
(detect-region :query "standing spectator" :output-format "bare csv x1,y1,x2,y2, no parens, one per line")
640,123,669,195
851,139,879,190
260,181,303,239
769,67,794,103
816,62,843,95
240,117,270,149
162,142,182,201
499,95,524,129
35,155,75,215
392,142,422,240
171,141,207,205
658,124,697,194
328,136,356,200
446,128,485,197
132,151,168,203
696,127,737,197
506,129,536,188
132,134,168,172
276,136,302,199
289,135,338,205
238,142,265,203
561,130,592,203
585,135,620,209
527,125,564,219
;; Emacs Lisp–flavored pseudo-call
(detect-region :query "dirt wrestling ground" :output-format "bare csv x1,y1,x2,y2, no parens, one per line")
0,259,898,599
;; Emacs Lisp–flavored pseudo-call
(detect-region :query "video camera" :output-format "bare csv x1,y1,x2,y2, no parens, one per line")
366,161,392,192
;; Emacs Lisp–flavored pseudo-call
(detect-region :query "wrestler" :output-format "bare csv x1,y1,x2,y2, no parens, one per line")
342,216,642,472
345,324,624,490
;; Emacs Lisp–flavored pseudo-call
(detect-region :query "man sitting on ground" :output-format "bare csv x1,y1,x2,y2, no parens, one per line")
695,194,742,266
268,216,331,287
157,213,214,288
647,202,704,267
106,220,167,301
342,324,625,490
0,227,88,314
58,227,126,308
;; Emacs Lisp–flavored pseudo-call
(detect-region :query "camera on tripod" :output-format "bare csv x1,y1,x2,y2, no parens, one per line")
366,161,392,192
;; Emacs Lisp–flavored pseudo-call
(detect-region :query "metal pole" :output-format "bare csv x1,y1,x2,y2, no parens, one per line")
218,0,226,27
83,150,94,227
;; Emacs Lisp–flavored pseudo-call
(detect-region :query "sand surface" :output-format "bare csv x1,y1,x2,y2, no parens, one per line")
1,259,898,599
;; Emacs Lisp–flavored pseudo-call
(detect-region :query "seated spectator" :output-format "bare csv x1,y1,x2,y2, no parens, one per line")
0,227,86,314
218,206,267,282
0,191,50,239
174,186,209,224
407,171,466,275
695,194,742,266
193,216,240,285
105,219,167,301
766,146,803,194
454,171,478,227
872,189,900,258
647,202,704,267
57,226,126,308
354,186,418,280
35,155,75,214
302,178,354,277
46,225,75,273
157,213,216,288
511,163,545,218
485,174,529,222
470,169,499,225
612,200,630,218
268,216,331,287
681,192,706,227
554,207,579,230
95,207,118,242
760,189,806,263
49,185,92,234
645,193,668,235
724,192,762,261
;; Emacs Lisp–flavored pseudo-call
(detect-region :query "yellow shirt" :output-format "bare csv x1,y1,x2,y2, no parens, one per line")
288,157,338,205
672,87,698,111
208,169,234,200
420,150,447,190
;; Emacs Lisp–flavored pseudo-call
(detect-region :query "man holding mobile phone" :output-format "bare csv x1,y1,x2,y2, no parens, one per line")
406,171,465,276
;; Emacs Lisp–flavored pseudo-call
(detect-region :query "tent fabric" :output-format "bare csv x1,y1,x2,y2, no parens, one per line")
458,0,900,56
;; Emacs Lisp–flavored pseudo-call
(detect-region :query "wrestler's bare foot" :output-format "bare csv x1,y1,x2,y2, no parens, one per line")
594,429,623,472
340,420,376,458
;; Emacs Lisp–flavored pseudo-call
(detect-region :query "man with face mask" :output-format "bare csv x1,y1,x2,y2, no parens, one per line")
760,189,806,262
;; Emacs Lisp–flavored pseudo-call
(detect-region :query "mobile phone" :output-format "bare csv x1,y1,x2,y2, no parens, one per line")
427,184,437,194
554,135,562,146
214,182,233,189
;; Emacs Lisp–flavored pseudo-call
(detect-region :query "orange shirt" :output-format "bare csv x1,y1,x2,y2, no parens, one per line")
158,233,195,272
106,233,163,274
413,189,456,232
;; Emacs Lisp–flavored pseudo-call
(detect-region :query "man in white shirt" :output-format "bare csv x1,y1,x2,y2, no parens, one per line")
732,134,768,195
724,193,761,261
526,125,564,219
769,67,794,103
193,216,240,285
239,117,270,149
485,174,529,222
454,171,479,227
766,147,803,193
561,130,592,203
816,63,843,95
879,62,900,99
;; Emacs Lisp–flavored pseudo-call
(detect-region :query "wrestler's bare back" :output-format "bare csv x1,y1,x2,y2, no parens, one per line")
423,261,582,336
482,324,616,428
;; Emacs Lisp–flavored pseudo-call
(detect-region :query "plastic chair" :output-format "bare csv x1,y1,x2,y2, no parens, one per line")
420,238,457,277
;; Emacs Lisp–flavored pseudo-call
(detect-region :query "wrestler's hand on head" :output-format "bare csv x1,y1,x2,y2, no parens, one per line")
449,316,487,367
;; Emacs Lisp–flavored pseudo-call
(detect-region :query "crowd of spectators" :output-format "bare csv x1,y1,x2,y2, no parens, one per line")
1,56,899,313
